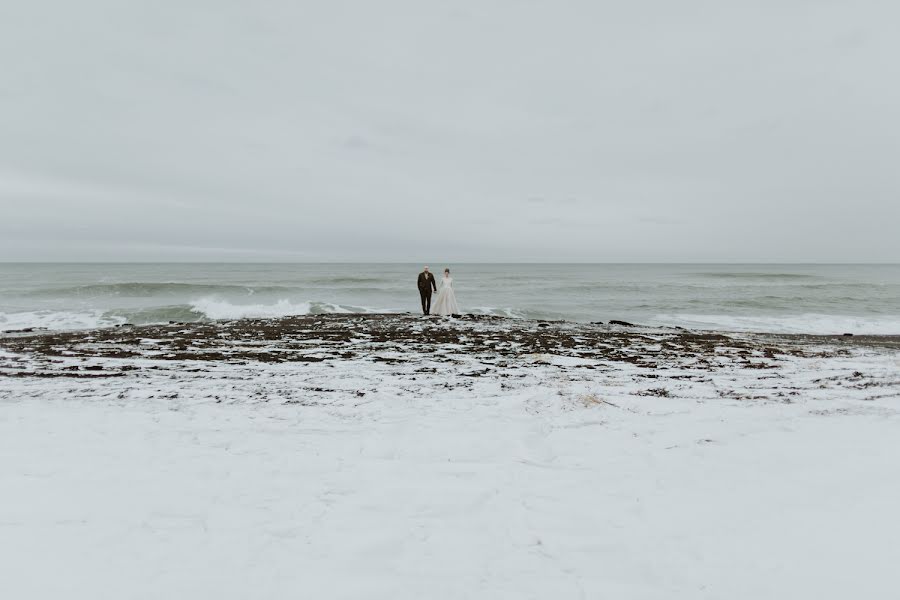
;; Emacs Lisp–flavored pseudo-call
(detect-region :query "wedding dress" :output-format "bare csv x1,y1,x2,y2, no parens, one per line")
430,275,459,316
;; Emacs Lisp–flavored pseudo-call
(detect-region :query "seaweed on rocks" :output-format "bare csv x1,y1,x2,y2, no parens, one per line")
1,314,898,403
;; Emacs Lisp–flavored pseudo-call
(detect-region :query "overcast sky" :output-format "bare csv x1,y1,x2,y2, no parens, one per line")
1,0,898,262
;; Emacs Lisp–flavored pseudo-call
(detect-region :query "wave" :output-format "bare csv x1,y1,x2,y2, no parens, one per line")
0,305,206,331
188,298,311,320
0,309,126,331
654,313,900,335
185,297,398,321
187,298,378,320
115,304,208,324
0,300,547,332
305,276,398,285
6,302,897,336
27,282,298,298
0,298,394,331
695,272,820,280
468,306,527,319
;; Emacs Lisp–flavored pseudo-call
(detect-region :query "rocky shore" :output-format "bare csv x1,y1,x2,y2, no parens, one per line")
2,313,898,406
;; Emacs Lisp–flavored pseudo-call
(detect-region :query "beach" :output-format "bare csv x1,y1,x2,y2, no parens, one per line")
4,0,899,594
2,314,899,598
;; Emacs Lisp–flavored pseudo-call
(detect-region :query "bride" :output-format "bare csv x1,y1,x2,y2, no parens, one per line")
430,268,459,316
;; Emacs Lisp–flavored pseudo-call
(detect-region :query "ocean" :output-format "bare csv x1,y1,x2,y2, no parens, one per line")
0,263,898,334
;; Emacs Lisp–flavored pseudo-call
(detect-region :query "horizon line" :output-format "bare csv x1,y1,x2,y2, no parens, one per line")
2,261,899,266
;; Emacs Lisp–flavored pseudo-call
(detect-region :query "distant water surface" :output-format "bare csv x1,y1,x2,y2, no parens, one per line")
0,263,898,334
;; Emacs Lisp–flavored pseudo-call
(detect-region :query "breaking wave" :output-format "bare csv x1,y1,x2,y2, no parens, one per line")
187,298,386,320
0,300,564,332
28,282,298,298
0,309,126,331
0,299,393,331
654,313,900,335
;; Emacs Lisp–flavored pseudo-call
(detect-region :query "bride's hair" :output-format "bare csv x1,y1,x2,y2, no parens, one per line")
444,268,450,274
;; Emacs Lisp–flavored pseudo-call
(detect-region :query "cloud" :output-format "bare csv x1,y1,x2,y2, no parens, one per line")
637,216,685,226
0,1,898,261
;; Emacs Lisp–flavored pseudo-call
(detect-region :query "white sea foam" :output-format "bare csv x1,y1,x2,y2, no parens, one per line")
0,300,393,332
0,309,125,331
189,299,540,321
187,297,391,320
468,306,527,319
656,313,900,335
189,298,314,320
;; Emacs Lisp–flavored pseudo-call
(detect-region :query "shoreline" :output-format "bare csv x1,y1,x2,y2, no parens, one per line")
3,311,900,341
1,313,898,401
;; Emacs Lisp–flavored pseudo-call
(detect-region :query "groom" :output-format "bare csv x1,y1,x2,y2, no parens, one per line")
417,266,438,315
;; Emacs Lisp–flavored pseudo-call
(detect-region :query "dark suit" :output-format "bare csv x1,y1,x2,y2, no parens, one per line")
417,271,438,314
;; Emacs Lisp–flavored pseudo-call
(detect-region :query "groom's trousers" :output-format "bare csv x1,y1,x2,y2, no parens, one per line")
419,288,432,315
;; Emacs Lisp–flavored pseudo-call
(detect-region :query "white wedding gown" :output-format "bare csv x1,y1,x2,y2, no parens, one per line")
430,276,459,316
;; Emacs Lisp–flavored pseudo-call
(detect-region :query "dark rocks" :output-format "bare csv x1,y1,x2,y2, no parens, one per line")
461,368,491,377
637,387,671,397
373,356,403,364
1,314,897,380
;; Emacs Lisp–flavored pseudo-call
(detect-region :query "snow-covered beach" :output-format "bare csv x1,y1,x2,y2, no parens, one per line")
4,0,900,594
2,314,899,598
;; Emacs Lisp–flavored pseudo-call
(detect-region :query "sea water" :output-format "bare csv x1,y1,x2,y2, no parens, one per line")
0,263,898,334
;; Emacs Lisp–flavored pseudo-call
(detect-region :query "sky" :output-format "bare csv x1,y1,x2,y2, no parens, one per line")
1,0,898,262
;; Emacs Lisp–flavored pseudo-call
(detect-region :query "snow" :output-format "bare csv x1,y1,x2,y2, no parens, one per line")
2,332,900,598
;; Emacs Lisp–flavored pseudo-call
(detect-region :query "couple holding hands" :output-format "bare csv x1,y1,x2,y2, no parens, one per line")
416,266,459,316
